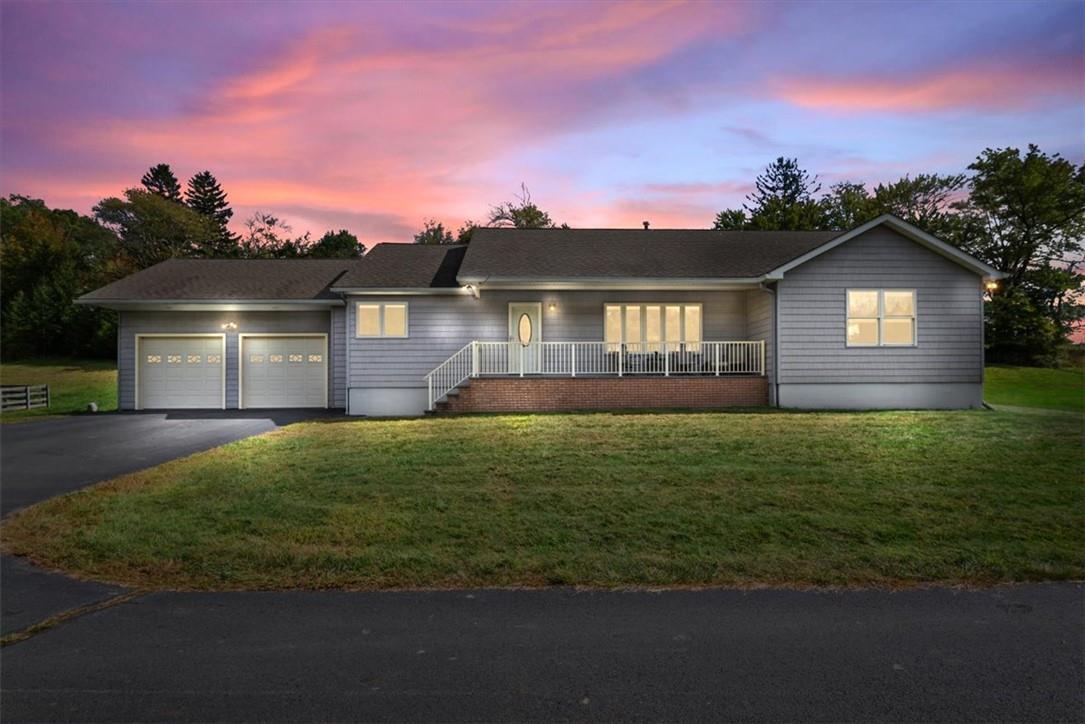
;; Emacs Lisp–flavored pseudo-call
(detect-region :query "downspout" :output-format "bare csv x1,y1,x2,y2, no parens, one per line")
759,281,780,408
344,298,351,415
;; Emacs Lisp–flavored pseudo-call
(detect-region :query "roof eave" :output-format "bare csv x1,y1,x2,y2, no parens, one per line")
74,298,345,311
331,287,470,295
454,276,767,290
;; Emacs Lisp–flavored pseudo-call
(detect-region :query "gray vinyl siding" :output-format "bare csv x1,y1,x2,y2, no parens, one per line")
776,227,984,384
118,310,337,410
745,289,774,388
347,290,757,389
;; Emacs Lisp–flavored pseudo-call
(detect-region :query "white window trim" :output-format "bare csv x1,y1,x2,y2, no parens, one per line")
845,289,917,348
355,302,409,338
604,303,703,349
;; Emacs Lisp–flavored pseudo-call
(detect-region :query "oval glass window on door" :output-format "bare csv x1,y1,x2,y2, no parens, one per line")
517,313,533,346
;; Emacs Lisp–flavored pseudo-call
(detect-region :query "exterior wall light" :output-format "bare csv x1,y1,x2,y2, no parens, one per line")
464,284,479,299
221,322,238,331
548,303,557,312
984,280,999,293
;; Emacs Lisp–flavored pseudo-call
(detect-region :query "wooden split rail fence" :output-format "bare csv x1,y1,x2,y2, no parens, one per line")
1,384,50,412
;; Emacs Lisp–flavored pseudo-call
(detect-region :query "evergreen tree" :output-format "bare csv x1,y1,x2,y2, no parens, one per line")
743,157,826,230
140,163,182,202
184,170,239,255
185,171,234,228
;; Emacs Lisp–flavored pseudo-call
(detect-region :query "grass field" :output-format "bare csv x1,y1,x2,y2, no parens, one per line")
984,365,1084,412
4,409,1081,591
0,358,116,422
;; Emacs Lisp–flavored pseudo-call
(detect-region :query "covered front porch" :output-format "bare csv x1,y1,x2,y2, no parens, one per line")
426,339,766,411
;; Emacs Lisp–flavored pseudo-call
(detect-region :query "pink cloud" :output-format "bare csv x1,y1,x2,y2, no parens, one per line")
774,58,1082,113
12,2,752,240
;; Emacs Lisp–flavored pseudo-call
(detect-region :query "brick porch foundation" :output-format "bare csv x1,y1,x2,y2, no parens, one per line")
435,376,768,413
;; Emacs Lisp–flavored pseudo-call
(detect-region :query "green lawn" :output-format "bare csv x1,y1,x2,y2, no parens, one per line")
4,410,1081,590
985,365,1084,412
0,358,117,422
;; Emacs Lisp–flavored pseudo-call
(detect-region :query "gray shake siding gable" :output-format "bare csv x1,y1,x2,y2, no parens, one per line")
118,310,340,410
775,226,985,408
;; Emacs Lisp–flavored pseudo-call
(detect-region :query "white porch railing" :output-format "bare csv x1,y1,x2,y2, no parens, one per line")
425,340,765,410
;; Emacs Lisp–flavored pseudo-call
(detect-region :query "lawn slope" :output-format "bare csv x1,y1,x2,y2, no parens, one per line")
985,365,1084,412
0,358,116,421
4,410,1082,590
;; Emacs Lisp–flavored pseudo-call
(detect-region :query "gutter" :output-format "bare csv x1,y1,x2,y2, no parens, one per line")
759,281,780,408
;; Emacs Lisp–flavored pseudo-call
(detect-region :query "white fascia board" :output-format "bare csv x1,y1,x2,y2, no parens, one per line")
765,214,1006,280
332,287,473,295
73,299,344,311
454,277,764,290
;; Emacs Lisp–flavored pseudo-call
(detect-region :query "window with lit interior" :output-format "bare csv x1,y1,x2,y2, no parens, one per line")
356,303,408,338
846,290,915,346
604,304,702,350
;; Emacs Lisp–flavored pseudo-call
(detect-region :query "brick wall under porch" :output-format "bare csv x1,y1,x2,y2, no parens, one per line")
435,376,768,413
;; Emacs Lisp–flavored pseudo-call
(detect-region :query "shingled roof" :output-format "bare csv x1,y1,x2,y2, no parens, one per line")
78,258,362,302
457,228,840,281
333,244,467,289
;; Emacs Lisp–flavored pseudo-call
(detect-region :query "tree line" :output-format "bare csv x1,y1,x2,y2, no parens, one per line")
2,146,1080,365
1,164,365,359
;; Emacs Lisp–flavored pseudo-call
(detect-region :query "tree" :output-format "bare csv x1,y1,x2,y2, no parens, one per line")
414,219,455,245
1,195,126,359
712,208,748,231
185,171,233,226
488,184,559,228
140,163,182,202
820,181,875,230
94,189,222,267
870,174,966,238
308,229,365,258
455,220,478,244
238,213,310,258
743,157,826,230
952,145,1085,363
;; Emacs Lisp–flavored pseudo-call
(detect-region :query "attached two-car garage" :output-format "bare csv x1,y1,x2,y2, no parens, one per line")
136,334,327,410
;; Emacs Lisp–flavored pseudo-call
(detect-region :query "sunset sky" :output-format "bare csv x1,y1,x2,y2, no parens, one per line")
2,0,1082,243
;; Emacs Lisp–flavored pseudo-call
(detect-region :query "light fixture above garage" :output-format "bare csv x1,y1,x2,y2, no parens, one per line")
221,321,238,330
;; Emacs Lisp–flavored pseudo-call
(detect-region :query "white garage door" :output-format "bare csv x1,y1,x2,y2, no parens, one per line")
241,336,327,409
138,336,225,409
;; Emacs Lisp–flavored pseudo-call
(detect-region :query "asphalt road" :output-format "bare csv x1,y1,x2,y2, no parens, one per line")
3,584,1082,722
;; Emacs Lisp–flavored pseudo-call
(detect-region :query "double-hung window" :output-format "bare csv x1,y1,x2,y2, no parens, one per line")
356,302,408,338
846,290,915,346
604,303,702,352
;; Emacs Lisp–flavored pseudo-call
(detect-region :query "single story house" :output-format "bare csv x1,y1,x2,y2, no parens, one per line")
77,214,1004,416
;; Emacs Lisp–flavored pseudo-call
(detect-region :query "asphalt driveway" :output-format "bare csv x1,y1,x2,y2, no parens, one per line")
0,410,337,516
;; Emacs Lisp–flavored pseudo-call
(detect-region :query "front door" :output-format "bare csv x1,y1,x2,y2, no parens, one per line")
508,303,542,374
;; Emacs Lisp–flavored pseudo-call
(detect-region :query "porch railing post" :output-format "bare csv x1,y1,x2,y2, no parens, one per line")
664,344,669,377
618,344,623,377
471,341,479,377
427,376,433,411
715,343,720,376
520,345,525,377
571,344,576,378
759,340,765,375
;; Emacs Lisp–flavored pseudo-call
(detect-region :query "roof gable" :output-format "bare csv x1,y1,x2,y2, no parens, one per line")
766,214,1004,279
